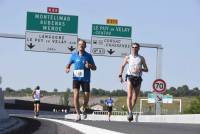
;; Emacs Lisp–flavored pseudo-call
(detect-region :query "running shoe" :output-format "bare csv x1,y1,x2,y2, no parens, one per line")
75,114,81,122
127,112,133,122
36,112,39,117
82,108,87,119
81,106,88,119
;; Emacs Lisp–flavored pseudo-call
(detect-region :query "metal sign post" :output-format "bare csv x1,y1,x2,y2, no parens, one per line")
0,76,9,120
153,79,166,115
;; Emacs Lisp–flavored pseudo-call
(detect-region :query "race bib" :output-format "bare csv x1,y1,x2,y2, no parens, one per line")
73,70,84,77
108,103,112,107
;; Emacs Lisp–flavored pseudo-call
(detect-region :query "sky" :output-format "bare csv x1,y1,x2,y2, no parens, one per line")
0,0,200,92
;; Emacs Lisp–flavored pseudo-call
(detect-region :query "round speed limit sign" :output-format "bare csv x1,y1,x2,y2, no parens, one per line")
152,79,166,93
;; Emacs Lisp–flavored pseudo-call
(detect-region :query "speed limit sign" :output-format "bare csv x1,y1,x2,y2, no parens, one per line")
152,79,166,93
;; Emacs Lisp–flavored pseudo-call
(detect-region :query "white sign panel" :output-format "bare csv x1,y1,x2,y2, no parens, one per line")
163,95,173,103
91,36,131,57
25,31,77,54
148,93,156,103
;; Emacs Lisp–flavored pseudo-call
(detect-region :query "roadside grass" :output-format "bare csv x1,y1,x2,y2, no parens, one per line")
114,96,197,114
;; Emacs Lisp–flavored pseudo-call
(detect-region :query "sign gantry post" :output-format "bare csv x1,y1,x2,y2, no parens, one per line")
0,76,9,120
153,78,167,115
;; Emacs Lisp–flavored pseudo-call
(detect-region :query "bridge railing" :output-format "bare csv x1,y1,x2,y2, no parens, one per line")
92,111,143,115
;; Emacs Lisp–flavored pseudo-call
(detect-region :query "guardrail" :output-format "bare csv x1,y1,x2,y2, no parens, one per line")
92,111,143,115
65,113,200,124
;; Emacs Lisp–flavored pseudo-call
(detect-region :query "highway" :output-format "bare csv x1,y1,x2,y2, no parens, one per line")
7,110,200,134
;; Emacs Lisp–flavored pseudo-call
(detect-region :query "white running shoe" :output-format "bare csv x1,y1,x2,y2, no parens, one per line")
75,114,81,122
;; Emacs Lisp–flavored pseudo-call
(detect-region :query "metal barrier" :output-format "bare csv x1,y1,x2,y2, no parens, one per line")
93,111,143,115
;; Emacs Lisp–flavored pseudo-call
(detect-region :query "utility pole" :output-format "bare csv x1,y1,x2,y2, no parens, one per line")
0,76,9,120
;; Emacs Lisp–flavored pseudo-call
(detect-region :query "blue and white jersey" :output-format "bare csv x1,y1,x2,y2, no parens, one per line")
69,51,95,82
105,99,113,107
34,90,40,101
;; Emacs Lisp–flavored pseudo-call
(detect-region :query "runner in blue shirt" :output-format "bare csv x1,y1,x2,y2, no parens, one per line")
105,96,113,121
65,39,96,121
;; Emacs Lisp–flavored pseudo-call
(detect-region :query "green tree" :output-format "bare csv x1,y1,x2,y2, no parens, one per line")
59,90,70,106
166,87,176,96
190,87,200,96
53,88,58,95
184,96,200,114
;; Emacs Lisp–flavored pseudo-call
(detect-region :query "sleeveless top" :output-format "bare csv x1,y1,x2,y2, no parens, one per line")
34,90,40,101
126,54,143,77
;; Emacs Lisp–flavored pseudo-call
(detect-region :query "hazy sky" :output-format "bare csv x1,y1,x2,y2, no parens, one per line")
0,0,200,92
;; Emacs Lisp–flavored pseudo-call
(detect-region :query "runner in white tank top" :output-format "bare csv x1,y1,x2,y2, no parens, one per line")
32,86,42,118
34,89,40,101
126,54,143,77
119,43,148,122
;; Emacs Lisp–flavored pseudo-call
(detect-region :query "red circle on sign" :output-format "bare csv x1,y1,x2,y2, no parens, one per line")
152,79,166,93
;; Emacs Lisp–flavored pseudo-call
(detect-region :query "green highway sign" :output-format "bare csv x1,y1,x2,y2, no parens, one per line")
91,24,132,57
26,12,78,34
92,24,132,38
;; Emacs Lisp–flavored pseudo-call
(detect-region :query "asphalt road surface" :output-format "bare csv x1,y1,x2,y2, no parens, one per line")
73,120,200,134
7,110,200,134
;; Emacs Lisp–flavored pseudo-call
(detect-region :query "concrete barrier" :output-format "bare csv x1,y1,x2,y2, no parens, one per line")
65,113,200,124
138,114,200,124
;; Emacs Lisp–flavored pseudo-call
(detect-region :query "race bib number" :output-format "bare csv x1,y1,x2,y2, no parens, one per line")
108,103,112,107
73,70,84,77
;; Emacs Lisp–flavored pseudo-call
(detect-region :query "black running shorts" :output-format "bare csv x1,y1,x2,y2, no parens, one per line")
126,75,143,87
73,80,90,92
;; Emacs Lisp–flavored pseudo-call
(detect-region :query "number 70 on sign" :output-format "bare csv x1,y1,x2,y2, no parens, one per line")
152,79,167,93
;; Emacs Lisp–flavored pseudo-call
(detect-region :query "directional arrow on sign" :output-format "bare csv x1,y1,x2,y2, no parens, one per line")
27,43,35,49
157,95,162,102
107,49,115,55
68,46,75,52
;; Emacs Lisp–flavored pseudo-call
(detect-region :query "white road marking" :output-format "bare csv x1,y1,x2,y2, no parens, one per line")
40,118,125,134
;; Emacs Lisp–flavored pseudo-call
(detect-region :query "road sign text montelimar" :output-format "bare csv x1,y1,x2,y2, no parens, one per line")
26,12,78,33
25,12,78,54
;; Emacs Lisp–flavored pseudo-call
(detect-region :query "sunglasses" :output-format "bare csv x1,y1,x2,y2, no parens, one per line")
132,46,138,48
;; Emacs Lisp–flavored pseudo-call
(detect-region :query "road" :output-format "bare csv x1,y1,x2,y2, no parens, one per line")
7,110,200,134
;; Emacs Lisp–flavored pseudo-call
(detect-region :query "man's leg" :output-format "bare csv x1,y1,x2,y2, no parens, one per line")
132,85,141,110
108,107,112,121
73,88,80,115
34,103,37,117
82,92,89,119
37,104,40,112
36,103,40,117
108,112,111,121
127,79,135,121
83,92,89,108
73,80,81,121
127,79,133,113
